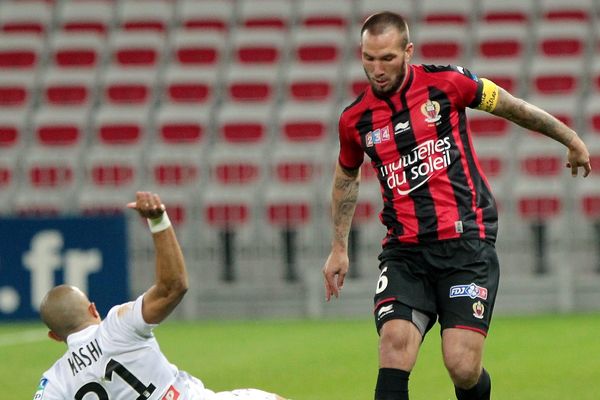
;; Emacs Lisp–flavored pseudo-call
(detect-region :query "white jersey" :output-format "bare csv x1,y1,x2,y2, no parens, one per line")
34,295,213,400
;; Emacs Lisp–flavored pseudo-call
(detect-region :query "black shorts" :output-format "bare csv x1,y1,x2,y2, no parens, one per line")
373,239,499,337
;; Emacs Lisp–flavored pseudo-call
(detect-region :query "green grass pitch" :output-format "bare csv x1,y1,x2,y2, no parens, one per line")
3,314,600,399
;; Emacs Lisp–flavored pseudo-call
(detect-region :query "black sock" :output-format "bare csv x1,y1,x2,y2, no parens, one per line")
455,368,491,400
375,368,410,400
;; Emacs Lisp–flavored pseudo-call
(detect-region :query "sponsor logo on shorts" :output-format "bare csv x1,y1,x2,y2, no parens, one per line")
161,385,180,400
472,301,485,319
377,304,394,320
449,283,488,300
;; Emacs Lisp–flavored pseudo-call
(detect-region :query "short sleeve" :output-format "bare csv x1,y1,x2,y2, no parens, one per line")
444,65,484,109
34,377,60,400
337,114,364,170
104,294,156,341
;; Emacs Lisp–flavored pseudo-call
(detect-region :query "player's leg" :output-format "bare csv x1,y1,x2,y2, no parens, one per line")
373,251,437,400
435,239,499,400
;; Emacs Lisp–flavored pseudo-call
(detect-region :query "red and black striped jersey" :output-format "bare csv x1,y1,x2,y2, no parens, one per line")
338,64,498,246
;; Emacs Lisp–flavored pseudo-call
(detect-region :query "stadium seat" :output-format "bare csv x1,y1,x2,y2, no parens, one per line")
84,148,143,189
41,67,97,107
413,25,469,65
100,66,157,105
0,0,52,35
216,102,274,145
478,0,535,24
92,104,151,149
0,108,28,154
269,143,326,186
77,187,131,216
0,32,44,71
49,32,104,69
344,59,369,99
13,188,69,217
0,70,37,109
175,0,234,31
538,0,594,22
207,144,266,187
470,60,522,96
153,103,211,151
533,23,589,60
418,0,473,25
20,148,81,198
230,28,286,67
473,23,529,61
357,0,416,24
587,58,600,95
528,58,584,98
57,0,114,35
297,0,354,29
162,65,220,104
145,148,203,195
583,95,600,137
116,0,173,33
108,30,164,69
283,64,341,103
223,65,279,104
467,107,513,139
277,102,336,144
290,27,347,65
168,29,226,67
237,0,292,30
31,107,89,151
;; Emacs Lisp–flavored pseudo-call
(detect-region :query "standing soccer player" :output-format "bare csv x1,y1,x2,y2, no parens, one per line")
34,191,287,400
322,12,591,400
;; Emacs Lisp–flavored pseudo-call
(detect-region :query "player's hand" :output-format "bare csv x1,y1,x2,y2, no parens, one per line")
127,191,165,219
322,250,349,302
566,135,591,177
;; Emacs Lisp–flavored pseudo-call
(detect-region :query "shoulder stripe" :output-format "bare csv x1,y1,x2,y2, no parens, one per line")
343,91,366,113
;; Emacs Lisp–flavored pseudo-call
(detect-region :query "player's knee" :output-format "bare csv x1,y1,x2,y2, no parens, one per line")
444,355,481,389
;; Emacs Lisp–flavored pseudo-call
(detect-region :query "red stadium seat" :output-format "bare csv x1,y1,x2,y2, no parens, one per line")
216,103,273,144
57,0,113,35
344,60,369,99
583,96,600,137
291,28,347,65
92,105,150,148
283,64,340,103
224,65,277,104
41,68,96,107
237,0,292,30
176,0,234,31
231,28,285,66
479,0,534,24
162,65,218,104
0,33,44,71
419,0,473,25
146,149,203,193
32,107,89,150
85,149,142,189
270,144,325,185
154,104,210,149
414,26,468,65
357,0,415,25
0,108,28,152
49,32,104,69
471,60,522,96
533,23,588,59
528,59,583,98
207,144,265,187
117,0,173,33
538,0,594,22
277,102,335,143
0,0,52,35
297,0,353,29
109,30,164,68
100,67,157,105
0,70,36,108
169,29,226,67
474,23,528,61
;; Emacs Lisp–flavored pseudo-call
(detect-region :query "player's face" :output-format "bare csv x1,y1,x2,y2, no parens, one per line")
361,28,413,97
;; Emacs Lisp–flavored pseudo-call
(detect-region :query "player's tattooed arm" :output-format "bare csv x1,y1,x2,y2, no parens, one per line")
331,162,360,250
491,86,576,147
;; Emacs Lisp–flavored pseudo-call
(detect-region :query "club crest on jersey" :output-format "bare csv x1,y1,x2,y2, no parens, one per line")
420,99,441,125
473,301,485,319
366,126,390,147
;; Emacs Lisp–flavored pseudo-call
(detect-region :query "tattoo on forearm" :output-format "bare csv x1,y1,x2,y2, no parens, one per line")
332,175,359,245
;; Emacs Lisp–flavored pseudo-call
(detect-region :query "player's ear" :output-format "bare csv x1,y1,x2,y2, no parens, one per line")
88,302,100,320
404,42,414,61
48,331,63,342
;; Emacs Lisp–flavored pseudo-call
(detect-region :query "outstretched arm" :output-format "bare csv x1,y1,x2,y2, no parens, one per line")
127,192,188,324
322,162,360,301
490,86,591,177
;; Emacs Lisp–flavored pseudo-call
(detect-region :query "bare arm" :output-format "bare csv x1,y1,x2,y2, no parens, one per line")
127,192,189,324
491,87,591,177
322,162,360,301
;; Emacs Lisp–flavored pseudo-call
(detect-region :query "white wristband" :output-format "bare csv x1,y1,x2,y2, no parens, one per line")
147,212,171,233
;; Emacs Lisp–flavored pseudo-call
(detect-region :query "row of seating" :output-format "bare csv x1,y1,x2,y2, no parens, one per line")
1,0,599,36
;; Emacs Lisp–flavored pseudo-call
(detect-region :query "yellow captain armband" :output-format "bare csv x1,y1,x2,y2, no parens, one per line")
476,78,499,112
